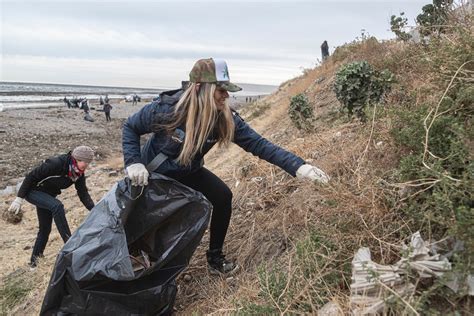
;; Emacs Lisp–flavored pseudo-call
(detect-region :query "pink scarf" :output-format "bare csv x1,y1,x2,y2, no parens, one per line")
68,158,84,182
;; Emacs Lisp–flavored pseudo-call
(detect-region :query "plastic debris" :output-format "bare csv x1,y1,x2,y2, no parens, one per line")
350,231,464,315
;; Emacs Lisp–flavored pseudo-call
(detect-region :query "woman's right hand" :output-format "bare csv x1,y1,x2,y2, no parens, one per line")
8,197,24,215
126,163,149,186
296,164,330,184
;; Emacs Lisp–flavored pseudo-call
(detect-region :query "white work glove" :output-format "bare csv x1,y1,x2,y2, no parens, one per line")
126,163,149,186
296,164,330,184
8,197,24,215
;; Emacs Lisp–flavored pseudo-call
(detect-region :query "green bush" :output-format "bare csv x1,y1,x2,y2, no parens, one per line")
334,61,394,121
390,12,412,41
390,92,472,313
392,101,469,178
387,11,473,311
288,93,314,130
390,95,473,313
455,85,474,110
417,0,453,37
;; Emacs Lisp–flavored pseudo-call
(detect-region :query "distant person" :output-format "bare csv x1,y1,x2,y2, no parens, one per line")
104,94,110,104
78,98,84,109
82,98,90,113
82,100,94,122
103,102,112,122
99,96,104,105
63,97,70,108
321,40,329,61
8,146,95,268
132,94,138,106
122,58,330,275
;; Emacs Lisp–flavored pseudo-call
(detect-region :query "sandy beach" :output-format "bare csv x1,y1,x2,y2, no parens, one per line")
0,101,140,189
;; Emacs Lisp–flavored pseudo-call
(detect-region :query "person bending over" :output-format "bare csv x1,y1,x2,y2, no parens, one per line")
8,146,95,268
122,58,330,275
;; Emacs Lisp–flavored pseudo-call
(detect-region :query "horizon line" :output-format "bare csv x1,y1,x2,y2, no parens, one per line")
0,80,279,91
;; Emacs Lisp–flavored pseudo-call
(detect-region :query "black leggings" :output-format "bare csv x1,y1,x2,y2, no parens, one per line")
178,168,232,251
25,190,72,265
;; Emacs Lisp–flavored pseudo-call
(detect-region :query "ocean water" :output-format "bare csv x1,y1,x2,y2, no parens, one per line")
0,81,277,111
0,82,162,111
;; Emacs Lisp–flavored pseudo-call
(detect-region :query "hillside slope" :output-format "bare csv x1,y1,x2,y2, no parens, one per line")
175,48,404,314
176,11,473,313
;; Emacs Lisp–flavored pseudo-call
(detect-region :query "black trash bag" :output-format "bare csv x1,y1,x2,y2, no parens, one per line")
41,173,212,315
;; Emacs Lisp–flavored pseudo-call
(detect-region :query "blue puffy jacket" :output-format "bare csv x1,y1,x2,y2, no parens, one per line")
122,89,305,179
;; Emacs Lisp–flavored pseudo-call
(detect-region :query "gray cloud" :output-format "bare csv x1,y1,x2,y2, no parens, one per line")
1,1,427,86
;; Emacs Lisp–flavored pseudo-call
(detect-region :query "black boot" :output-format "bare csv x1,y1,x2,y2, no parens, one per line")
206,249,238,275
29,253,44,270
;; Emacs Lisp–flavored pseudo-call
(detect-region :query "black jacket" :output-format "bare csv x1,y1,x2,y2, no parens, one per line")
103,103,112,112
17,153,94,210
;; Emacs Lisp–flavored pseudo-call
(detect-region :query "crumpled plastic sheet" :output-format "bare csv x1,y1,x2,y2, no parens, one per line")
350,231,471,315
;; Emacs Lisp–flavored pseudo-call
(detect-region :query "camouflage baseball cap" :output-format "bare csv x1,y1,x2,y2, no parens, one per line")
189,58,242,92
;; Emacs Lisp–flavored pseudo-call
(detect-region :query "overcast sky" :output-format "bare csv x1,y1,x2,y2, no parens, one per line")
1,0,427,89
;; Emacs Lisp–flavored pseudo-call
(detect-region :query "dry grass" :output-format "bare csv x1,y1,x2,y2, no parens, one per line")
176,135,406,314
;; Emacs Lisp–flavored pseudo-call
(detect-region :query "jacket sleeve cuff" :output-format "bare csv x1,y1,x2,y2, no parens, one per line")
289,159,306,177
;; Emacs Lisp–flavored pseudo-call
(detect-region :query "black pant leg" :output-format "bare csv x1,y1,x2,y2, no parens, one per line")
26,190,72,244
178,168,233,251
31,207,53,264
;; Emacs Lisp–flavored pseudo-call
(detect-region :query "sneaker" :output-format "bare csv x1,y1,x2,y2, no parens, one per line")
28,261,37,272
29,253,43,270
206,249,239,275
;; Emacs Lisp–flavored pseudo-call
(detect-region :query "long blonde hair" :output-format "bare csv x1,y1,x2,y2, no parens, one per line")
156,83,235,166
